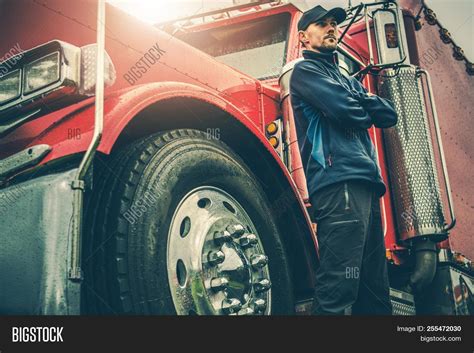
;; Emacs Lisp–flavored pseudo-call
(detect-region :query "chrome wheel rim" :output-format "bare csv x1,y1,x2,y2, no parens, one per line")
167,186,271,315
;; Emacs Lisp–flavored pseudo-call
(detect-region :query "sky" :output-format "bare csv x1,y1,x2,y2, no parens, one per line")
108,0,473,61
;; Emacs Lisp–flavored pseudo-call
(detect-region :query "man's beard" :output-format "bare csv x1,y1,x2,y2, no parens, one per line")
312,38,338,53
312,43,337,53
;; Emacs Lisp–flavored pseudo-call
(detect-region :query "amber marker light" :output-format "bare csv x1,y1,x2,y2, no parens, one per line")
266,121,278,135
268,136,279,148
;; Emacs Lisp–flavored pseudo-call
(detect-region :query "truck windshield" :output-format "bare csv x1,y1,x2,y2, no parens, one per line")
177,12,290,80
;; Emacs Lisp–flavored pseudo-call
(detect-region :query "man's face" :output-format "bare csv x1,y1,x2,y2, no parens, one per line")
299,17,339,53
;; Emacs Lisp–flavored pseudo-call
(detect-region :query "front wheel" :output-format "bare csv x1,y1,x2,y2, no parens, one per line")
84,129,294,315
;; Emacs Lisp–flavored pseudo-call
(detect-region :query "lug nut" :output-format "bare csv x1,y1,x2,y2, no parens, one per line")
236,307,255,316
239,233,258,248
226,224,246,238
210,277,229,292
253,299,266,312
254,279,271,293
208,250,225,266
222,298,242,314
213,230,232,245
250,254,268,269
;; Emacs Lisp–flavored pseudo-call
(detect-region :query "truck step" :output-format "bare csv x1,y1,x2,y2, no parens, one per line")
295,288,417,315
390,288,416,315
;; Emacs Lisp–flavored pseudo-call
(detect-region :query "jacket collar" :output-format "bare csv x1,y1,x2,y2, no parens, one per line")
302,49,339,66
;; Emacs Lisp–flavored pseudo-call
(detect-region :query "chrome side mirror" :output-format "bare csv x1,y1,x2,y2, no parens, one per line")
372,2,409,66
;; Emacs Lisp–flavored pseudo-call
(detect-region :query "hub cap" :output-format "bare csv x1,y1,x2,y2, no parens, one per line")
167,186,271,315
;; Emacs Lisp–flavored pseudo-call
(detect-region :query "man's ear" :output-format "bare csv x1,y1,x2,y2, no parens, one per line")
298,30,308,47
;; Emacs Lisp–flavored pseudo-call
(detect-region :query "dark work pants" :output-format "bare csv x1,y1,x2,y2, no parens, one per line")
310,180,392,315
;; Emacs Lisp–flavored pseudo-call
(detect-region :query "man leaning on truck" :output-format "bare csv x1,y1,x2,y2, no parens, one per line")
290,5,398,315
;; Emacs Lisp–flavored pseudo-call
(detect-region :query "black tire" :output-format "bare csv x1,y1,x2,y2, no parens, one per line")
84,129,294,315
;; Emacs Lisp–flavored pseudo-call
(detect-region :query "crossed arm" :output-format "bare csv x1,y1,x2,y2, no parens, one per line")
290,61,398,129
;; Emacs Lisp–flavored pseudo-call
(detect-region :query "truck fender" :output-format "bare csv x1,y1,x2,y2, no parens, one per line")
30,81,319,295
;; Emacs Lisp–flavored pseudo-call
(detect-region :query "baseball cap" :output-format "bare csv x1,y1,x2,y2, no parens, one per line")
297,5,347,31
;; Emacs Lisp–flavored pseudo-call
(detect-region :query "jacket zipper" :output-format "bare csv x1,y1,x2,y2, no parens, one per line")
327,153,332,167
328,219,359,226
344,182,350,210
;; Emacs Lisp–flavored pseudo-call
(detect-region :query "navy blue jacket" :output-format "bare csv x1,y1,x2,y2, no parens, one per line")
290,50,398,198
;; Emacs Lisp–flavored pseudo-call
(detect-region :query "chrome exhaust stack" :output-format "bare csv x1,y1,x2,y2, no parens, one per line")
379,65,456,293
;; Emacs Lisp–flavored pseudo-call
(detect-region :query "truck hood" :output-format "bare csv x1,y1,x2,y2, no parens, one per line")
0,0,279,156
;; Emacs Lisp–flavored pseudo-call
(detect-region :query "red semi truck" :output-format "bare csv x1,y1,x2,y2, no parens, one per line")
0,0,472,315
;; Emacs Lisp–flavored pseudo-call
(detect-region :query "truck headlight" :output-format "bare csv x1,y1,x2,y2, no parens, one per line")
24,52,60,94
0,70,21,104
0,40,116,125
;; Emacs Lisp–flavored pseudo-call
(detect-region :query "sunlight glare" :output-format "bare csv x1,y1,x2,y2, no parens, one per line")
108,0,234,24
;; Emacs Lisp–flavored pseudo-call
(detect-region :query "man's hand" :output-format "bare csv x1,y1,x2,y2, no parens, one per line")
360,91,398,128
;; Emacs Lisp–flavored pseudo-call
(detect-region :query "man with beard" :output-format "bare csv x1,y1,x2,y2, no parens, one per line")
290,5,398,315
